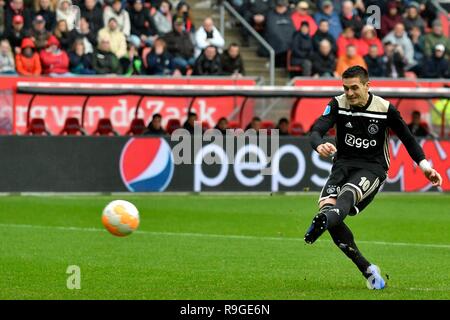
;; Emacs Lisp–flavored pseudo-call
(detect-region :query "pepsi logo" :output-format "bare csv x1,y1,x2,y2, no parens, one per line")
120,138,174,192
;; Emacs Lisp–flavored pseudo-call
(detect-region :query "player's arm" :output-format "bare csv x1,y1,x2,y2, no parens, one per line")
310,99,338,157
387,104,442,187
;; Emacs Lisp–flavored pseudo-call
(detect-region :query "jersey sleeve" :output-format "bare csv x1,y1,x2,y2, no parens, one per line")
387,104,426,164
309,98,338,151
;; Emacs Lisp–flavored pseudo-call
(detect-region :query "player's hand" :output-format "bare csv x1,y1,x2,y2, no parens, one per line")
424,168,443,187
316,143,337,158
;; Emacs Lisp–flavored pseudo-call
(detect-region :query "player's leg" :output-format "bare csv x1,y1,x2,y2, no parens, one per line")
304,166,346,244
328,170,386,289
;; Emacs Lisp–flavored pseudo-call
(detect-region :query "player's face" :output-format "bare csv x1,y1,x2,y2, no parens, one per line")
343,77,369,107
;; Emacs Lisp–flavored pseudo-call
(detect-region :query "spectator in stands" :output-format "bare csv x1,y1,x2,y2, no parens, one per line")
420,44,450,79
214,117,228,135
313,0,342,40
39,35,71,76
103,0,131,37
381,40,406,78
92,36,120,74
194,17,225,57
163,17,195,74
403,1,425,33
68,38,95,74
359,24,384,57
69,17,96,54
128,0,158,47
221,43,245,77
311,38,336,77
424,19,450,59
383,23,416,69
276,117,290,136
119,35,143,76
54,19,71,51
364,44,385,77
5,0,32,32
241,0,272,47
173,1,195,34
33,0,56,32
146,113,167,135
245,116,262,132
146,38,178,75
193,45,222,76
335,44,367,76
261,0,295,68
380,1,403,38
337,26,363,58
418,0,437,29
183,111,198,134
407,111,429,137
409,25,425,64
0,39,16,74
291,1,317,35
98,17,127,58
56,0,77,31
152,0,173,36
290,21,313,76
28,15,51,51
80,0,104,34
15,37,41,75
6,15,26,52
339,0,363,37
312,19,337,55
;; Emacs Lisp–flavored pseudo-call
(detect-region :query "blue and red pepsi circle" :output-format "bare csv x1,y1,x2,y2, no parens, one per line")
120,138,174,192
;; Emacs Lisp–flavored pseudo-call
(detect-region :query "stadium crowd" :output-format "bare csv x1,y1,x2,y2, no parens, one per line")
236,0,449,78
0,0,448,79
0,0,245,76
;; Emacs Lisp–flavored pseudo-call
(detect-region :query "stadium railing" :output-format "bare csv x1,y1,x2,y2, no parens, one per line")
15,81,450,137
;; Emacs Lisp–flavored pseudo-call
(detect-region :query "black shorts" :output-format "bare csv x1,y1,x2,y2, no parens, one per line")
319,164,386,215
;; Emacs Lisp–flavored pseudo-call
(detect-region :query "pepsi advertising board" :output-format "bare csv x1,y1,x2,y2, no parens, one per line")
0,136,448,192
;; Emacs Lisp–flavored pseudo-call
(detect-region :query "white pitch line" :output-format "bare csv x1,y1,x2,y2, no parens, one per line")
0,223,450,250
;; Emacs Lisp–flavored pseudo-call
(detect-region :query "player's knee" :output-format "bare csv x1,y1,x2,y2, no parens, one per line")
339,183,362,203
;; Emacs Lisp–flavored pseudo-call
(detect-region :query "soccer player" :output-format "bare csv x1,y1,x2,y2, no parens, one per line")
304,66,442,289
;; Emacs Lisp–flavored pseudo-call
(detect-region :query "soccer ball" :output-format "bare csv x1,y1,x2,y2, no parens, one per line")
102,200,140,237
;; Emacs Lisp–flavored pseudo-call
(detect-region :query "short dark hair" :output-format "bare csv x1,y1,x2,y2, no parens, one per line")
342,66,369,84
152,113,162,120
252,116,261,122
278,117,289,125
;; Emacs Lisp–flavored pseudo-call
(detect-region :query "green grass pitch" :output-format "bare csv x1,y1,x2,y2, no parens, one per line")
0,194,449,300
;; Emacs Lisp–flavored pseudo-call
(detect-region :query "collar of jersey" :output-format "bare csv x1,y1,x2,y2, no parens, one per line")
350,92,373,111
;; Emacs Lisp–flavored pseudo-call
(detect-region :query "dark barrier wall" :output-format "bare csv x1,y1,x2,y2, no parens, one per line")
0,136,448,192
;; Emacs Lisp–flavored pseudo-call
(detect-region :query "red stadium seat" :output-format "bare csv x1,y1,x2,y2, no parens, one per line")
25,118,50,135
126,118,147,135
59,117,86,136
92,118,118,136
327,127,336,137
261,120,275,130
142,47,152,69
290,122,305,136
166,119,181,134
228,121,241,129
287,49,302,74
202,121,210,130
420,121,430,132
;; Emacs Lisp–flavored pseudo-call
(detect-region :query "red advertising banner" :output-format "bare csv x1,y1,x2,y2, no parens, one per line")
388,139,450,191
1,76,257,135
